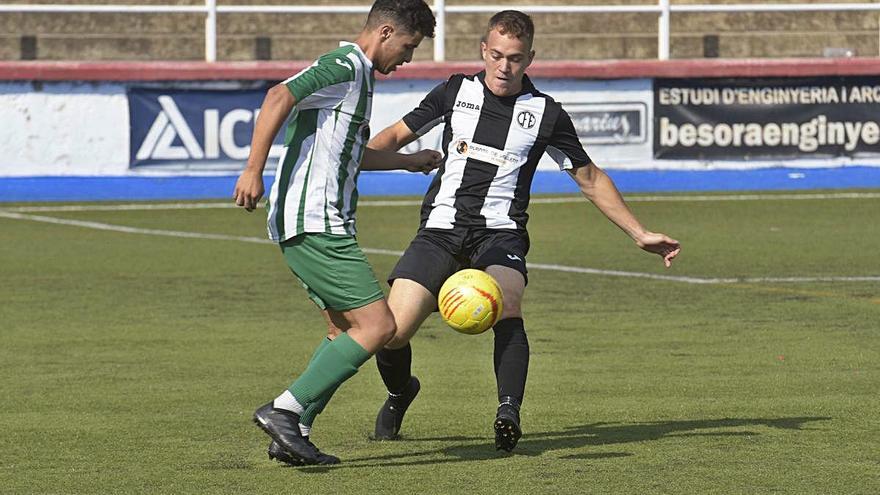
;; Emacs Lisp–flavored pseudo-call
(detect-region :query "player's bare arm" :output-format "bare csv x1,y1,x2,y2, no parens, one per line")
363,120,440,173
233,84,296,212
568,163,681,267
360,147,441,173
368,119,420,151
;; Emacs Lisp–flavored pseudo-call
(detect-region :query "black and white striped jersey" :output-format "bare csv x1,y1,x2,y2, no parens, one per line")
402,71,591,231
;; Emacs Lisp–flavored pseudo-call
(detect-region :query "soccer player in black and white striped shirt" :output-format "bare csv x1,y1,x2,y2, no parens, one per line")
368,10,681,452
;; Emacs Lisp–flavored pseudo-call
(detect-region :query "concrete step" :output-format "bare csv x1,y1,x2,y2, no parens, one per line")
1,6,877,61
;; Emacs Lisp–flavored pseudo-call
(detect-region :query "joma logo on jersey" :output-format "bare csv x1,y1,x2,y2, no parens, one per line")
455,100,481,111
135,95,282,161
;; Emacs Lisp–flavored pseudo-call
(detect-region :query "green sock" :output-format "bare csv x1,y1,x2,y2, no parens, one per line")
306,337,333,366
300,337,338,427
300,384,338,427
289,332,371,406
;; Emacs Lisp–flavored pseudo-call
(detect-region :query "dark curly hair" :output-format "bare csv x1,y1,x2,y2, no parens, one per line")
486,10,534,48
366,0,436,38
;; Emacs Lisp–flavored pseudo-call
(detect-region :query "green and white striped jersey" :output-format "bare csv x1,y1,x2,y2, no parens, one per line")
267,41,375,241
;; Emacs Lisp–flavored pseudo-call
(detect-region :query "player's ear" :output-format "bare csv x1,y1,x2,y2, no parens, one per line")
379,24,394,42
525,49,535,67
480,40,488,60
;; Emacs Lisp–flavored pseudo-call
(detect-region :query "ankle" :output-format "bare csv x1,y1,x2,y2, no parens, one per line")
388,375,414,397
498,395,521,411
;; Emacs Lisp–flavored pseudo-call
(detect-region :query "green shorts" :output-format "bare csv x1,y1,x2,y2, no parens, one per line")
280,233,384,311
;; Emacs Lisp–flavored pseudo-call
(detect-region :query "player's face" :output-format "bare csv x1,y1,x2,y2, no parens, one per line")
481,28,535,97
377,25,424,75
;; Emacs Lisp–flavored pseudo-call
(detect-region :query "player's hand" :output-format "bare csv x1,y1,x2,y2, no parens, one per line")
635,232,681,268
233,168,264,212
405,150,442,174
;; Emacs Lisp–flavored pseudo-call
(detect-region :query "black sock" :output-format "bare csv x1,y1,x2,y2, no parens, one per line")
376,344,412,395
493,318,529,407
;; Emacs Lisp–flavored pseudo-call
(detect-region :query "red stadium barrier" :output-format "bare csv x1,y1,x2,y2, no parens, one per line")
2,58,880,81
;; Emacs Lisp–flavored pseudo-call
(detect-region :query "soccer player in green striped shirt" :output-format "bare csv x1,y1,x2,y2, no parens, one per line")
232,0,438,465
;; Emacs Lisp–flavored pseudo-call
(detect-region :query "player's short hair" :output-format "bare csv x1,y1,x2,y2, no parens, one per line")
486,10,534,49
366,0,436,38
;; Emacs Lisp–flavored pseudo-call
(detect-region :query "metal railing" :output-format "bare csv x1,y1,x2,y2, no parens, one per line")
2,1,880,62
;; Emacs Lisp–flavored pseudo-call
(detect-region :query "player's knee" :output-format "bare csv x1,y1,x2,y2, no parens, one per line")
500,304,522,320
386,314,424,349
325,325,343,339
372,311,398,343
384,331,411,350
499,293,523,319
487,268,526,320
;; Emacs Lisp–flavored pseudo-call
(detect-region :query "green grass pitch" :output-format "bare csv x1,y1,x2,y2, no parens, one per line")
1,191,878,494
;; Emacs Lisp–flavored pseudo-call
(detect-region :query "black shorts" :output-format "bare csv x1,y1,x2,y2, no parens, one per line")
389,227,530,298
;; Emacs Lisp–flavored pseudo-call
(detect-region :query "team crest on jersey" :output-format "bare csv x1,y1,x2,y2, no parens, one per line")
455,140,469,155
516,111,536,129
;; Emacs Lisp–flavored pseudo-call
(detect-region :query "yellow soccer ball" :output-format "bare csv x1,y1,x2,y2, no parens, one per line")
438,269,504,335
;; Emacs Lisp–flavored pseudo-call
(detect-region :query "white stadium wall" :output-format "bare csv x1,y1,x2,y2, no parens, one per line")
1,82,129,176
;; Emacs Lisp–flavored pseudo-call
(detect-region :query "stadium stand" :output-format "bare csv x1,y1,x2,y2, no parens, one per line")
0,0,878,61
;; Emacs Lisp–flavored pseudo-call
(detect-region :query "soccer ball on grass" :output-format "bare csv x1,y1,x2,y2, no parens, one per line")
438,269,503,335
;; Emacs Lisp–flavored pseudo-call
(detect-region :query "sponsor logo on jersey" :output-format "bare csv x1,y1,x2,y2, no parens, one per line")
453,140,519,168
455,100,481,111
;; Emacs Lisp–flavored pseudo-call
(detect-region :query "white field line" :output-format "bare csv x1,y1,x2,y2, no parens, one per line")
3,202,239,213
528,263,880,284
4,191,880,213
0,211,271,244
3,210,879,285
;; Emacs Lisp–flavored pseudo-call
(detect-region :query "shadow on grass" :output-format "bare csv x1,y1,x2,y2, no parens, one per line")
295,416,830,472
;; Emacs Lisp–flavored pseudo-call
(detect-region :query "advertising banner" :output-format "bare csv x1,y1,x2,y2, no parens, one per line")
654,77,880,160
125,80,655,172
129,88,284,169
551,79,654,169
565,102,648,146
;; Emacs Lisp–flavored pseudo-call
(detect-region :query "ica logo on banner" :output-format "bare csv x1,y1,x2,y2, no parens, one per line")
129,88,284,169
